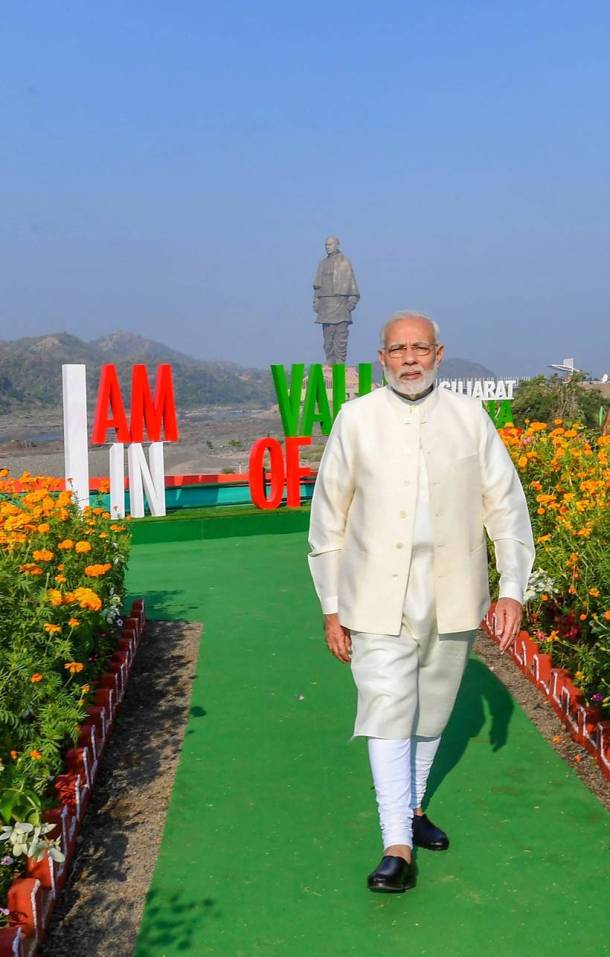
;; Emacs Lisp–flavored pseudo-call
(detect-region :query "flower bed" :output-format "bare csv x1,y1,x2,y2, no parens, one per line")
0,470,137,951
494,421,610,719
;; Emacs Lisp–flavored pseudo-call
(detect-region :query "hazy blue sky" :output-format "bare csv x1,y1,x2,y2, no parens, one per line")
2,1,609,376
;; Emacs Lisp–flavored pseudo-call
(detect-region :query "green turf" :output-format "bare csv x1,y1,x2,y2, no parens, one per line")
127,530,609,957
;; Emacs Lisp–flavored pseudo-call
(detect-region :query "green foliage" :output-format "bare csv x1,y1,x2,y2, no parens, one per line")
512,375,608,429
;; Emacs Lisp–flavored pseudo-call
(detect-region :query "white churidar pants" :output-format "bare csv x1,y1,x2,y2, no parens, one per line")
368,735,441,849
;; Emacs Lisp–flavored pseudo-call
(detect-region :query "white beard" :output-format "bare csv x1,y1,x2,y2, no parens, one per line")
385,363,438,398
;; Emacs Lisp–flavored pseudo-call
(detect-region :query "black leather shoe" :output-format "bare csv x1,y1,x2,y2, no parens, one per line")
367,855,416,893
412,812,449,851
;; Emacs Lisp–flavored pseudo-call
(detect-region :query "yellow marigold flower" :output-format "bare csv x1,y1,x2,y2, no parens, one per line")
536,534,551,544
72,587,102,611
64,661,84,673
84,562,112,577
68,617,80,627
575,671,584,681
44,623,62,634
81,683,90,694
30,673,43,683
589,588,600,597
58,539,74,550
47,589,64,607
75,541,92,554
517,455,528,468
36,523,50,533
30,750,42,760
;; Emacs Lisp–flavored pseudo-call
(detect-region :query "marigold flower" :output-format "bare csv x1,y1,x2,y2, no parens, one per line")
30,750,42,760
579,614,587,621
20,563,43,576
84,562,112,577
553,418,563,425
64,661,84,673
604,610,610,621
589,588,600,598
72,587,102,611
32,548,54,562
44,623,61,634
55,574,67,583
575,670,584,681
517,455,528,468
81,683,90,694
36,523,50,534
75,541,92,554
30,673,43,683
10,750,18,760
68,617,80,628
47,588,64,606
547,630,559,642
58,539,74,550
0,468,8,477
552,734,562,743
540,593,549,602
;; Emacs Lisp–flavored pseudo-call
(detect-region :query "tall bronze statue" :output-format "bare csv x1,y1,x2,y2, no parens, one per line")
313,236,360,364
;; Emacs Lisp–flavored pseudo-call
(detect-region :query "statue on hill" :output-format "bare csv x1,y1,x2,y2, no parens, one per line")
312,236,360,364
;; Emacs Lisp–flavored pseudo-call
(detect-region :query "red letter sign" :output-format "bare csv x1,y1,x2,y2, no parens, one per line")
91,365,130,444
130,364,179,442
285,436,312,506
249,438,285,509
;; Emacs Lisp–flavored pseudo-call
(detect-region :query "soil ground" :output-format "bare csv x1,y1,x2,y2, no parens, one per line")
40,620,202,957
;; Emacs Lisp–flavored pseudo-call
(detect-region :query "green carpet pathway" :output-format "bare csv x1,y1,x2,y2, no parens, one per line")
126,528,609,957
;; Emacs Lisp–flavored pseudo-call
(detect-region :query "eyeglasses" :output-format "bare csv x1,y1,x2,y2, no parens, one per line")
385,342,438,358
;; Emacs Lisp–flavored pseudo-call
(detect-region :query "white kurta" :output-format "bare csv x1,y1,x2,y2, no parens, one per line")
308,384,534,636
308,385,535,737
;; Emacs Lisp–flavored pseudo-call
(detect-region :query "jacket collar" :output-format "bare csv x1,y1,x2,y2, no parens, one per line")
383,382,441,423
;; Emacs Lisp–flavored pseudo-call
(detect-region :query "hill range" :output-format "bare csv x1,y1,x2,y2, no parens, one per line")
0,331,495,413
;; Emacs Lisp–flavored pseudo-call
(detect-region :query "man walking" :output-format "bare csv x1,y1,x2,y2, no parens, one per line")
307,311,534,893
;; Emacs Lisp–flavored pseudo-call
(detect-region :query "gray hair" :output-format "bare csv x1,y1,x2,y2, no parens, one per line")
379,311,441,347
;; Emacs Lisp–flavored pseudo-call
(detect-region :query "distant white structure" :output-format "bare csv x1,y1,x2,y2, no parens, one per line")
549,357,582,377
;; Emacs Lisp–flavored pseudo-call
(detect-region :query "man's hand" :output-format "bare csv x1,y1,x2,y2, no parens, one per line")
492,597,523,653
324,613,352,664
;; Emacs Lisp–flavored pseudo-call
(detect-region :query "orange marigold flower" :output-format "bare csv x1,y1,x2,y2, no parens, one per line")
528,422,548,432
536,535,551,545
58,539,74,550
552,734,562,744
20,563,43,576
32,548,54,562
75,541,92,553
547,630,559,642
589,588,600,597
68,617,80,628
517,455,528,468
575,670,584,681
36,523,50,533
536,507,545,515
540,593,549,601
47,588,64,607
55,574,67,583
30,750,42,760
568,585,577,595
553,418,563,425
0,467,8,477
84,562,112,577
603,610,610,621
44,623,62,634
10,750,18,760
30,673,43,683
64,661,84,673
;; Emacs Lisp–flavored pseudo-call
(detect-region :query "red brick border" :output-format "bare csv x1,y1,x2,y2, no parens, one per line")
0,599,146,956
482,603,610,782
